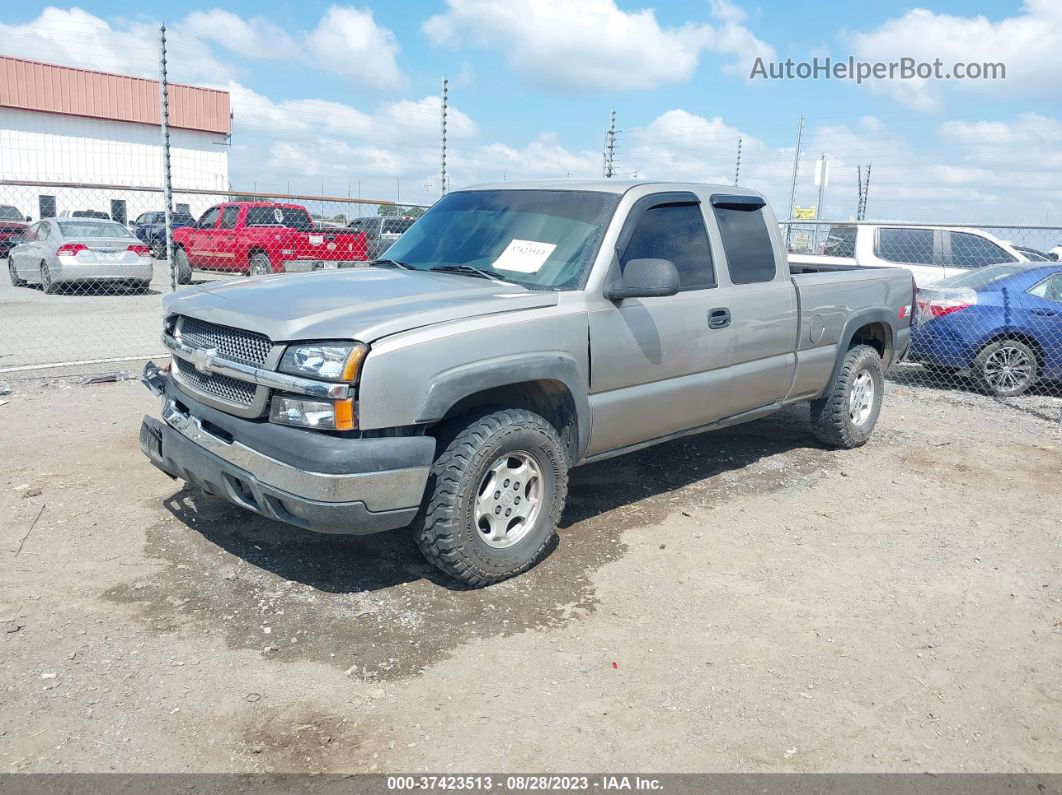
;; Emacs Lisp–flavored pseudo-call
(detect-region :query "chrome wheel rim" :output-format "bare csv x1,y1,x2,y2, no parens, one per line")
250,258,269,276
474,451,543,549
848,370,874,426
983,345,1032,393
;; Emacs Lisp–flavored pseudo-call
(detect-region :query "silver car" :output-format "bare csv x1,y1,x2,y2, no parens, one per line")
7,218,154,293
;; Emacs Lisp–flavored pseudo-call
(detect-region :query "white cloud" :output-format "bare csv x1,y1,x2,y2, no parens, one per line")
0,6,234,85
303,6,405,90
846,0,1062,109
422,0,774,91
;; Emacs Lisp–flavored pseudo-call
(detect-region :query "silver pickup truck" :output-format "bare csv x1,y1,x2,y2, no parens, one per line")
140,181,914,586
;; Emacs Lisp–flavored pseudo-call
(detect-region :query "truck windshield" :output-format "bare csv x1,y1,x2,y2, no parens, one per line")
383,190,620,290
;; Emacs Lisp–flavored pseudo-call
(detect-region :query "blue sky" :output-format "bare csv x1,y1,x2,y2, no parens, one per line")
1,1,1060,223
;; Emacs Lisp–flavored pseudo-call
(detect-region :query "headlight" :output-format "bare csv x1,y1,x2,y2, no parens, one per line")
270,395,355,431
278,342,367,382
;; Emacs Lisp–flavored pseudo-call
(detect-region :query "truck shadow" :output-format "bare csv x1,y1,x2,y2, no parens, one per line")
159,403,821,595
110,404,827,679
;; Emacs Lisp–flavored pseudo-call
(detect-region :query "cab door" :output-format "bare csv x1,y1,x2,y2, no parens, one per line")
12,221,42,280
213,206,242,271
187,206,221,267
586,193,733,456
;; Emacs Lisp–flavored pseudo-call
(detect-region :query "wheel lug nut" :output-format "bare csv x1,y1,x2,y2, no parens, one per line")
494,491,501,499
513,481,519,489
515,497,521,504
504,479,510,487
494,506,501,514
505,509,511,516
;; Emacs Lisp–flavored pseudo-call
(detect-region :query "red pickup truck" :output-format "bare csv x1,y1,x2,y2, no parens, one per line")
172,202,368,284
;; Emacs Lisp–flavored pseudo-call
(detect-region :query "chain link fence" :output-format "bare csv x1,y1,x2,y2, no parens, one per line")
0,178,425,375
783,220,1062,420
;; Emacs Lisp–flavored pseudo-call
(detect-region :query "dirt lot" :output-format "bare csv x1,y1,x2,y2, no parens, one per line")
1,373,1059,773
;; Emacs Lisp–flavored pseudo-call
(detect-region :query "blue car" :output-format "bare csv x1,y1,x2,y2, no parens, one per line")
910,263,1062,396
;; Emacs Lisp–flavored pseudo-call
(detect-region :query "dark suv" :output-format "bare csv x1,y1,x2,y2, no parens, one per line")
347,216,416,259
131,211,196,258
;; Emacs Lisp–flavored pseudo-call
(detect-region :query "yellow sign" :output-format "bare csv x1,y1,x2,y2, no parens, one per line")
793,206,815,220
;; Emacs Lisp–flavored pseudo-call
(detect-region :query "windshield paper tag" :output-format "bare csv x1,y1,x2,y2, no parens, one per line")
492,239,556,273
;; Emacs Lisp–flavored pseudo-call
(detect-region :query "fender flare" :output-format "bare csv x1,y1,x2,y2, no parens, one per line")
415,352,591,461
825,309,897,388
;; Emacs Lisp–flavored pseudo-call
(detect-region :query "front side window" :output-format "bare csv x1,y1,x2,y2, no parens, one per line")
383,189,620,290
197,207,220,228
948,231,1017,268
876,228,935,266
621,203,715,290
219,206,241,229
714,206,777,284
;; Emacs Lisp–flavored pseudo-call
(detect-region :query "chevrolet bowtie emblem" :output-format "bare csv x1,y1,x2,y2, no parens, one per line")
192,347,217,375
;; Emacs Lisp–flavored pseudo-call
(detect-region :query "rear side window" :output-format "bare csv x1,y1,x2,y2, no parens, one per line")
822,225,856,258
1028,273,1062,302
713,206,776,284
621,203,715,290
382,218,414,235
246,206,313,231
876,228,934,265
948,231,1017,268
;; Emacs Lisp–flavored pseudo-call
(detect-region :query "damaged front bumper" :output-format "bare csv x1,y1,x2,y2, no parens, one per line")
138,362,432,535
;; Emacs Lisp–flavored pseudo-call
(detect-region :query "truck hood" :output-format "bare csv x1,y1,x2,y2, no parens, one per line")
162,268,559,342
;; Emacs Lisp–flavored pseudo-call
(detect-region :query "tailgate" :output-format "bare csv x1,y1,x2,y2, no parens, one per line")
295,231,367,260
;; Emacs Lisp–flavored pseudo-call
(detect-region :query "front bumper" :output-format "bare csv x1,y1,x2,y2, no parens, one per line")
139,363,432,534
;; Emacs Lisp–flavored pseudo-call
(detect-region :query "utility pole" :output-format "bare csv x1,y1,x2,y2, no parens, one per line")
158,23,175,291
603,109,616,178
856,164,872,220
734,137,742,186
396,178,401,205
814,153,828,219
786,114,804,223
440,76,448,196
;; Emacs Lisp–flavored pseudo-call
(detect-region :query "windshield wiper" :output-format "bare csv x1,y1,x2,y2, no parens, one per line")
370,258,415,270
429,264,514,283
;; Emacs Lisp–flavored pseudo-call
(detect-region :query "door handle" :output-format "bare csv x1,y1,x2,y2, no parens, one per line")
708,307,731,329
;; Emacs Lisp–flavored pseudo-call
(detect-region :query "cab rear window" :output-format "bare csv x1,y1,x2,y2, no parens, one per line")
712,204,776,284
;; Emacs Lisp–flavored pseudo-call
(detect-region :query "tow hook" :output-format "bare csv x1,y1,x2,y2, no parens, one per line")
141,360,169,397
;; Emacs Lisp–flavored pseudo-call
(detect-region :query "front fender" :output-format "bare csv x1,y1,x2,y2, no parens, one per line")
415,352,591,460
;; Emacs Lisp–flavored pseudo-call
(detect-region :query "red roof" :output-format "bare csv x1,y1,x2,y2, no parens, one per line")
0,56,230,135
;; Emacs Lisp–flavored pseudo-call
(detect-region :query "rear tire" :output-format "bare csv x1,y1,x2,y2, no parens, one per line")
8,257,23,287
413,408,568,587
810,344,884,449
249,253,273,277
972,339,1038,397
174,247,192,285
39,261,56,294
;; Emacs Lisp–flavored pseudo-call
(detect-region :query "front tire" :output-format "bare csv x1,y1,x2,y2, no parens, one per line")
810,344,884,449
973,339,1038,397
413,408,568,587
8,257,23,287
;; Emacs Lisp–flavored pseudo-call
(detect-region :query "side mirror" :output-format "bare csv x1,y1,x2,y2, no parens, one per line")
605,258,680,300
25,215,31,222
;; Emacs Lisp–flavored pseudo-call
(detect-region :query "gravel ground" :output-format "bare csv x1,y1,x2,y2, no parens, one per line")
0,375,1059,773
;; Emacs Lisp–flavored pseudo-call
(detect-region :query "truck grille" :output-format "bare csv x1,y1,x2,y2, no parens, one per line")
178,316,272,368
173,357,257,406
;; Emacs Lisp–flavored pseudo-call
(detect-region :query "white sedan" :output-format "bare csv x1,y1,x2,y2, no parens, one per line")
7,217,154,293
